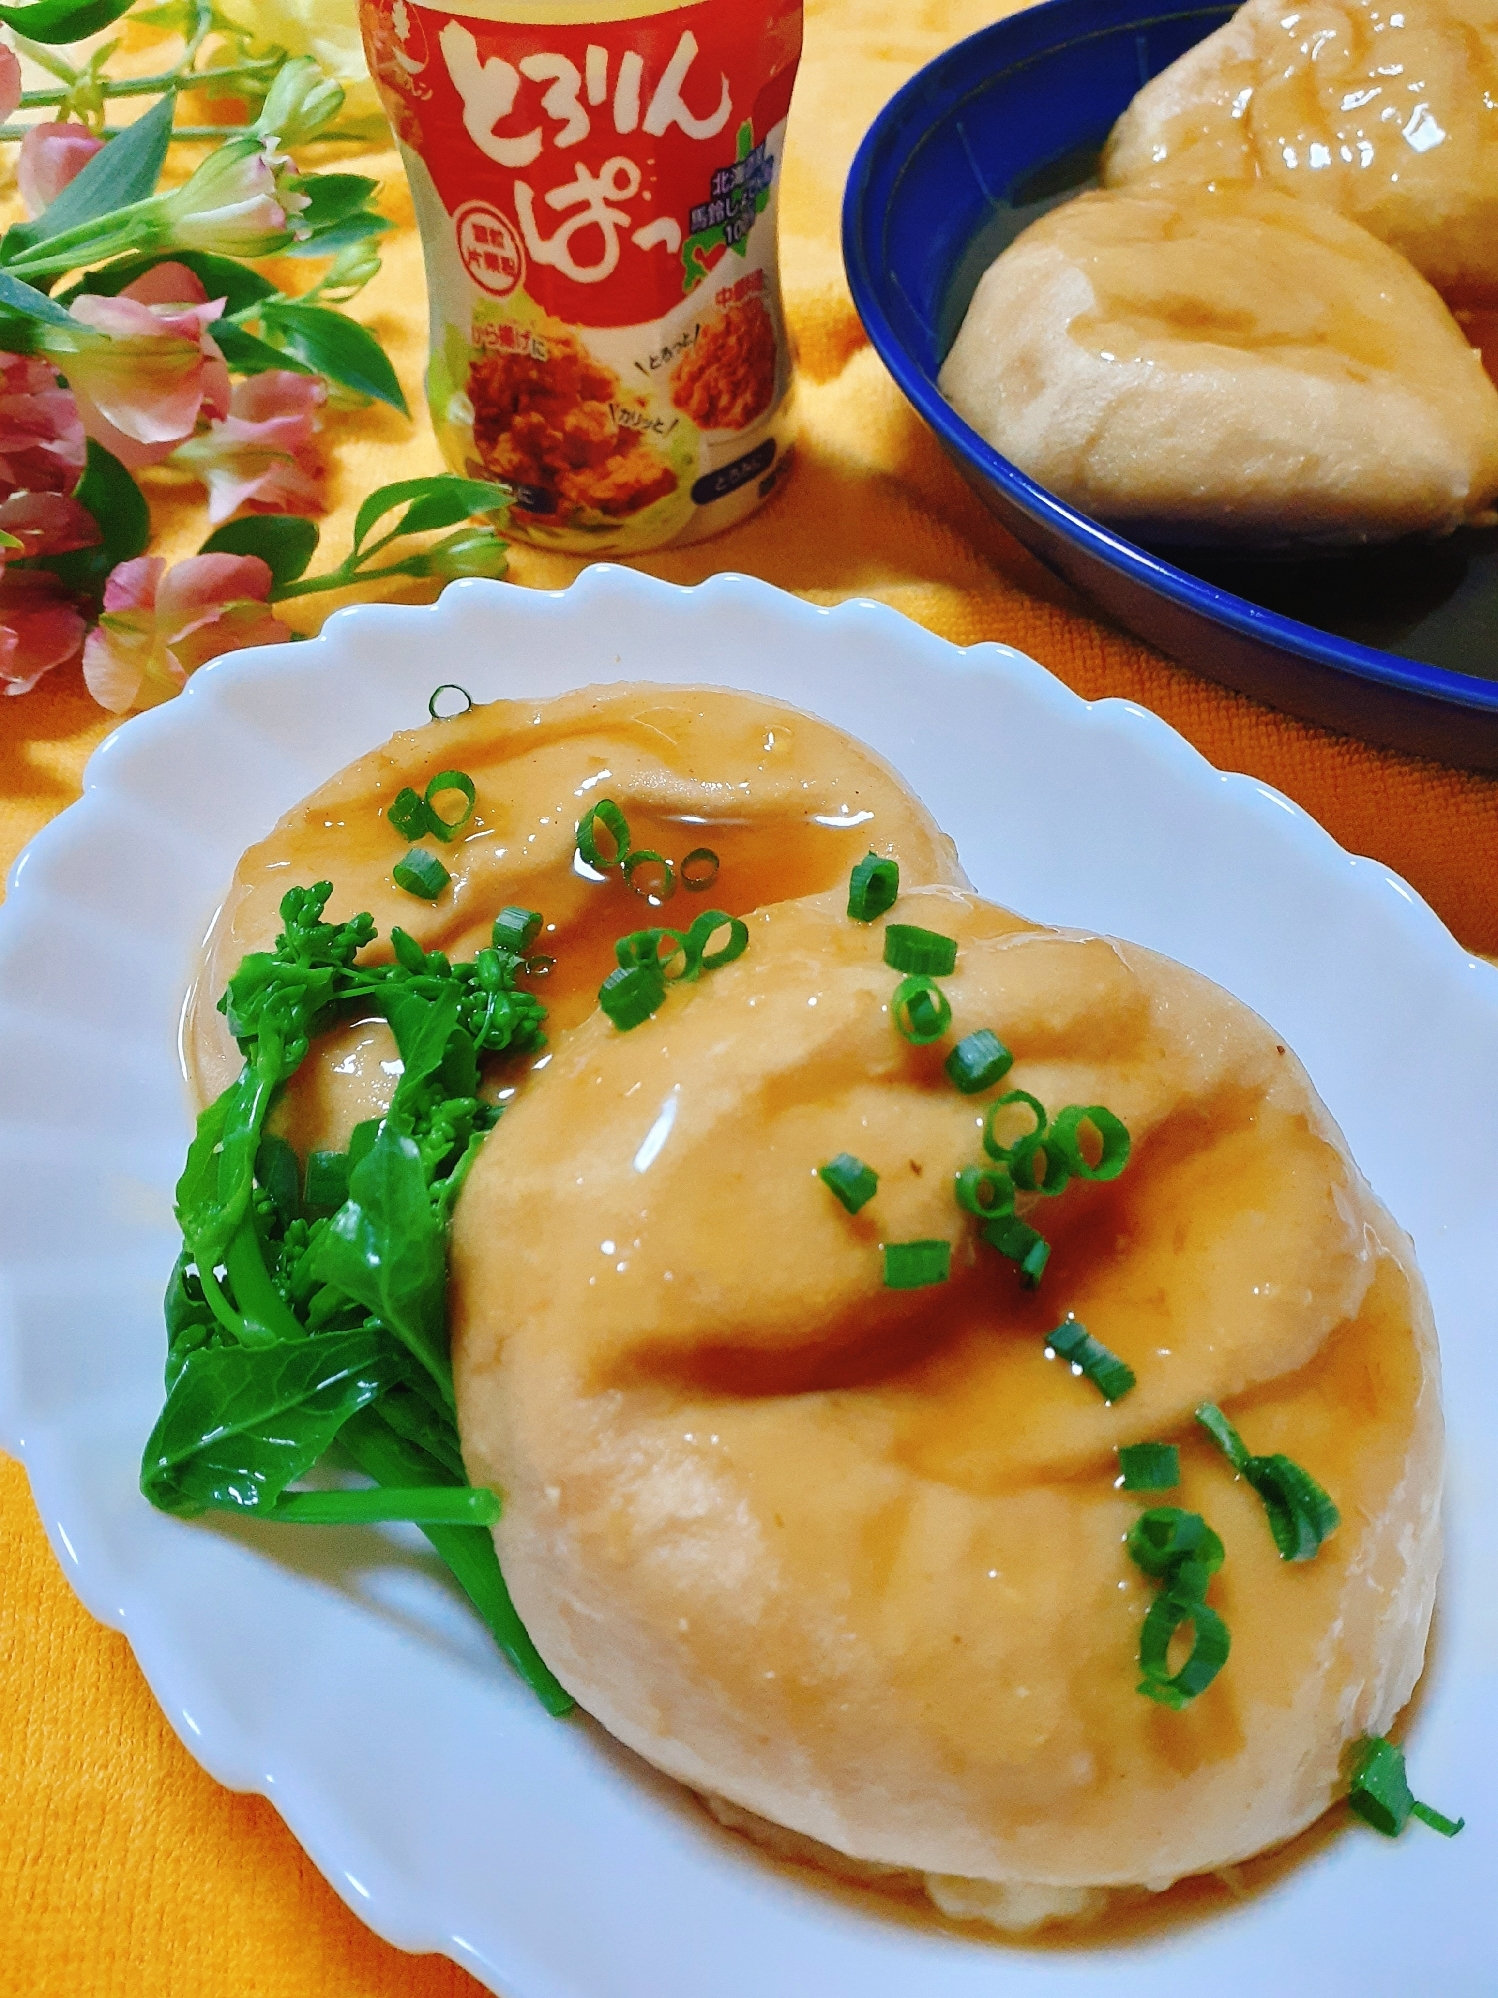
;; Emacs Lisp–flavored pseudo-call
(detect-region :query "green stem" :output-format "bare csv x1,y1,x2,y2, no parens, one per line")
16,56,282,112
269,1485,502,1527
271,558,422,602
340,1407,574,1714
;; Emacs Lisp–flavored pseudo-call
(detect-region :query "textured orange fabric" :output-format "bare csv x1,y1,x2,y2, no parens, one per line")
1,1,1496,1990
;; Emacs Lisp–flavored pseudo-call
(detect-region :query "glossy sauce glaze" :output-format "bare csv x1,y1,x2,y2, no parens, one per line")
452,883,1441,1899
1104,0,1498,305
184,684,962,1152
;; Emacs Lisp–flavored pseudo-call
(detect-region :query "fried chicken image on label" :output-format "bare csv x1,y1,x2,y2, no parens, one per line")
469,329,677,522
670,296,778,431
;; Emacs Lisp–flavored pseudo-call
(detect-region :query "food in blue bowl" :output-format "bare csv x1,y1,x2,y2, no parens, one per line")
842,0,1498,768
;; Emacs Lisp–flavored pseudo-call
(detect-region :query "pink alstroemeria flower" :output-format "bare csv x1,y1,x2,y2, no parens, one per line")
0,43,21,128
0,351,86,495
0,490,101,697
173,369,327,524
18,121,106,218
82,553,291,713
55,263,232,471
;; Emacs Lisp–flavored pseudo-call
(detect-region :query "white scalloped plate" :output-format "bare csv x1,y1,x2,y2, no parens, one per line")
1,568,1494,1997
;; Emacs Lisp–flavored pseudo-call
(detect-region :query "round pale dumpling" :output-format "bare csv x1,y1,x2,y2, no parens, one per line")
938,183,1498,547
184,683,962,1149
1103,0,1498,306
451,883,1441,1922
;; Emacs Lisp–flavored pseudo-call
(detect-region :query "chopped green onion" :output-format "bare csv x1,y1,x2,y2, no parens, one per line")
1138,1587,1231,1709
1126,1507,1225,1585
428,682,473,720
387,785,428,840
1045,1318,1135,1401
892,974,952,1045
1118,1442,1179,1491
954,1163,1015,1218
883,924,958,977
304,1149,350,1212
819,1153,878,1213
270,1484,501,1527
1195,1403,1340,1561
983,1090,1047,1161
1347,1736,1464,1838
422,769,477,843
493,906,543,955
685,908,748,970
616,926,691,980
1194,1400,1250,1472
598,962,664,1030
883,1239,951,1289
392,849,450,900
944,1029,1013,1094
681,847,720,891
577,799,630,870
848,851,899,922
599,964,663,1030
1009,1131,1071,1197
622,848,675,902
981,1215,1050,1286
1050,1104,1131,1181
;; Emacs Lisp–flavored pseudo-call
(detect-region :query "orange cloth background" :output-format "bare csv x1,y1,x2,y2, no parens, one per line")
1,1,1495,1990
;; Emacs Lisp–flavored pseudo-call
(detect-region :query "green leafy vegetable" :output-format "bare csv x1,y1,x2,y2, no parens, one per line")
141,884,566,1710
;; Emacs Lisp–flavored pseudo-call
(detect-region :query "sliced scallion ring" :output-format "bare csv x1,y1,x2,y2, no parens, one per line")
883,923,957,977
577,799,630,870
681,847,720,891
982,1090,1047,1161
954,1163,1015,1218
428,683,473,720
892,974,951,1045
423,769,477,843
622,849,675,903
685,908,748,971
847,851,899,922
1049,1103,1131,1181
1137,1588,1231,1709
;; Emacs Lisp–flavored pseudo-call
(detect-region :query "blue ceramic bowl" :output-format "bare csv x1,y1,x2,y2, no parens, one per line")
843,0,1498,770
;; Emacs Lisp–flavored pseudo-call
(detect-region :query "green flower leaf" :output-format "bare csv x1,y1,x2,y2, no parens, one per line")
285,210,394,259
353,476,511,553
0,268,74,326
255,298,408,413
0,0,134,44
200,514,321,591
140,1327,403,1515
37,439,149,597
213,318,319,379
292,173,381,238
0,93,172,265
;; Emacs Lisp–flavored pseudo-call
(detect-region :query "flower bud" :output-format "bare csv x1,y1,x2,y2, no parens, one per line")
408,526,510,582
254,56,346,147
157,135,305,257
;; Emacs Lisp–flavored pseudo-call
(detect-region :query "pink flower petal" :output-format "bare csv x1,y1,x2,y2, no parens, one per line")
0,597,86,696
167,598,291,677
82,608,164,712
0,44,20,130
0,490,100,557
71,289,225,345
154,552,274,636
102,554,163,616
119,262,210,310
18,121,106,219
228,370,327,426
65,335,213,450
